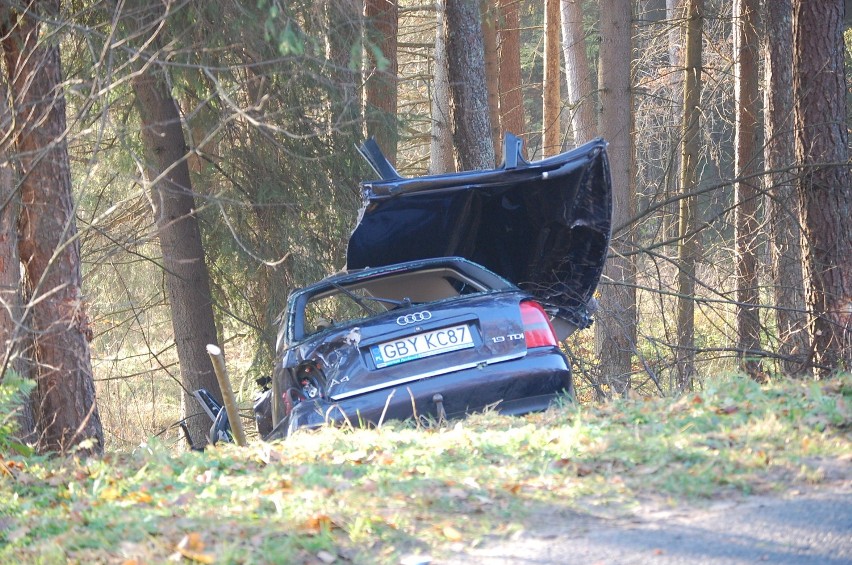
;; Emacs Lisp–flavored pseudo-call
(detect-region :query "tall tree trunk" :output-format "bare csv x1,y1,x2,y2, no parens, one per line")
497,0,526,147
664,0,684,244
444,0,495,170
0,78,34,441
364,0,398,164
792,0,852,376
430,0,454,173
675,0,703,390
543,0,562,157
560,0,596,147
481,0,501,161
2,2,103,453
133,67,223,447
764,0,809,376
596,0,636,396
733,0,763,378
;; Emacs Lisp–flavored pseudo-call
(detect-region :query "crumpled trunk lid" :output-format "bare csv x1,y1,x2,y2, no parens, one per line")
347,134,612,339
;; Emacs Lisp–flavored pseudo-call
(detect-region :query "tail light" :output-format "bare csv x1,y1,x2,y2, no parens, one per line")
520,301,558,348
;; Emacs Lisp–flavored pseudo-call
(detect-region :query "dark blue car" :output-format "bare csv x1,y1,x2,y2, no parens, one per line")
206,134,612,442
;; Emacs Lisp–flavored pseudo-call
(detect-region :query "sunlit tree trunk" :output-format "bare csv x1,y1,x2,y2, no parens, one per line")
133,66,223,448
733,0,763,378
560,0,595,147
792,0,852,376
444,0,495,170
596,0,636,395
430,0,454,173
543,0,562,157
497,0,526,148
764,0,809,376
481,0,501,161
675,0,703,390
364,0,398,164
2,2,103,453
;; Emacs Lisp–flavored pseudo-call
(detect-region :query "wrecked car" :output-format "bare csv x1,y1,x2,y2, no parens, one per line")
204,133,612,442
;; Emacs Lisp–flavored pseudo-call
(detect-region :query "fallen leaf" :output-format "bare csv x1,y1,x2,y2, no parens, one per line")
174,533,215,564
441,525,463,542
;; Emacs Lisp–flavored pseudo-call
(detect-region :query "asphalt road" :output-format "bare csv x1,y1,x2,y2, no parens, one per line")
441,474,852,564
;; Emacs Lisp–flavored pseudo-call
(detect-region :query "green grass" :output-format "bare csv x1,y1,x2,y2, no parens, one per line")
2,374,850,564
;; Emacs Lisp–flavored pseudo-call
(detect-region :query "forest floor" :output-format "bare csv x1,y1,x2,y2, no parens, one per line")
1,374,850,564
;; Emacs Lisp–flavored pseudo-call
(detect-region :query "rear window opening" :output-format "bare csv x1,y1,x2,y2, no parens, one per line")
302,267,490,337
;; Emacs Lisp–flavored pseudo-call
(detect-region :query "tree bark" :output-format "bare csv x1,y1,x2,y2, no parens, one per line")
733,0,763,378
596,0,636,396
481,0,501,161
675,0,703,390
0,77,34,442
364,0,398,165
764,0,809,376
444,0,495,170
792,0,852,376
2,2,104,453
543,0,562,157
560,0,596,147
430,0,455,174
133,67,223,447
497,0,526,147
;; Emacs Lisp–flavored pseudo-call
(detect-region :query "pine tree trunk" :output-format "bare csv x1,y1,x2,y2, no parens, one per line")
364,0,398,164
2,2,104,453
675,0,703,390
0,80,34,441
792,0,852,376
444,0,495,170
430,0,455,174
596,0,636,395
764,0,809,376
133,68,223,448
542,0,562,157
481,0,501,161
560,0,596,147
733,0,763,378
497,0,526,146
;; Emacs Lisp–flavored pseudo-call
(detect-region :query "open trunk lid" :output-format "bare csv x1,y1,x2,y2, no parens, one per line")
347,134,613,339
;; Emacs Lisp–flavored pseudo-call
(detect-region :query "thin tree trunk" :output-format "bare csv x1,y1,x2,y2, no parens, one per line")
497,0,526,147
792,0,852,376
560,0,596,147
2,2,103,453
664,0,683,244
764,0,809,376
543,0,562,157
364,0,398,164
596,0,636,396
481,0,501,161
430,0,454,173
133,67,223,448
734,0,763,378
444,0,495,170
675,0,703,390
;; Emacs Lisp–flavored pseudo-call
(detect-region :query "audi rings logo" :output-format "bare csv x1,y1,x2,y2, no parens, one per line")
396,311,432,326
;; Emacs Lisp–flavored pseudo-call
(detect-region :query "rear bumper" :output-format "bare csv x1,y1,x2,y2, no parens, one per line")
284,347,572,435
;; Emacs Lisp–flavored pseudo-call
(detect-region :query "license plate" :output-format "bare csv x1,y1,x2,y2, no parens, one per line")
370,324,474,368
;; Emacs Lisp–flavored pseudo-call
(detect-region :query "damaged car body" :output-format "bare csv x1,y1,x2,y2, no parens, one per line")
207,133,612,442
